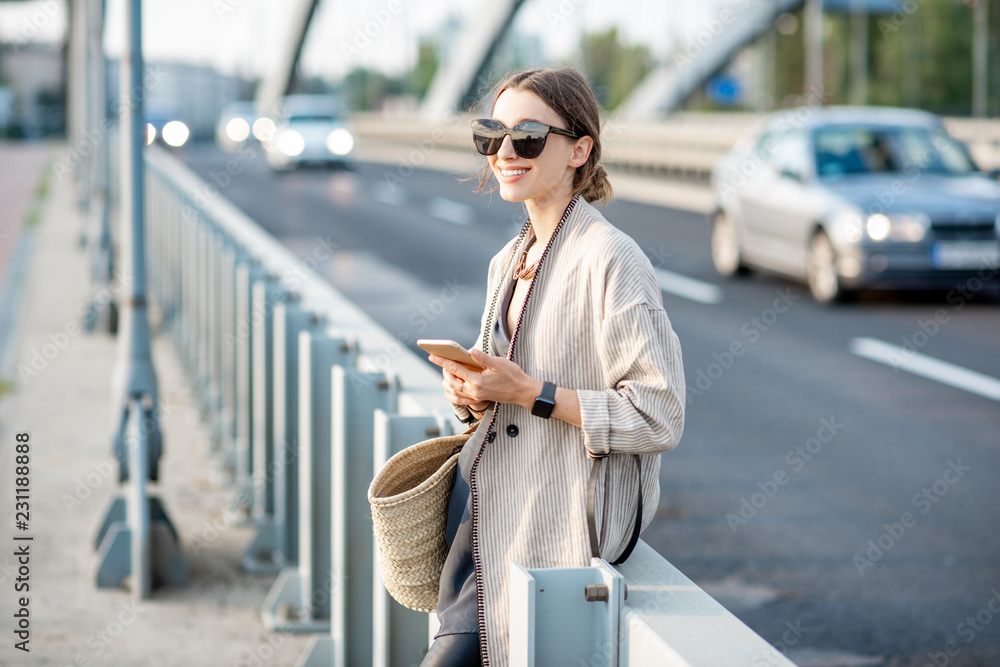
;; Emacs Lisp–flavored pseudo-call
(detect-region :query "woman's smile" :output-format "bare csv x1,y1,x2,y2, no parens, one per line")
495,165,530,182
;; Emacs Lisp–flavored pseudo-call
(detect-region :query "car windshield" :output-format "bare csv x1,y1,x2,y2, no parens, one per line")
813,126,976,179
288,113,340,124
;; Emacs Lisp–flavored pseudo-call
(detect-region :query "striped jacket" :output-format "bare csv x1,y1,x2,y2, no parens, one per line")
457,197,686,665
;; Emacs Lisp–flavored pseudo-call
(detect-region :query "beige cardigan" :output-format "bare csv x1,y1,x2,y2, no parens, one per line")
456,197,686,666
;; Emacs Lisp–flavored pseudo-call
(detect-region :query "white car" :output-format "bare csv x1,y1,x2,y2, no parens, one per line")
263,95,355,171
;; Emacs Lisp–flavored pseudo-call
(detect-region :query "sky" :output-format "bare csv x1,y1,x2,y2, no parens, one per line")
0,0,723,80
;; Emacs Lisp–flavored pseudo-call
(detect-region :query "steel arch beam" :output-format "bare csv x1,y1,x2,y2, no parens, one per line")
255,0,322,114
420,0,527,117
617,0,805,121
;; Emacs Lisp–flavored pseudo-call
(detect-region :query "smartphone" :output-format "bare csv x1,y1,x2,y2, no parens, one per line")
417,339,486,371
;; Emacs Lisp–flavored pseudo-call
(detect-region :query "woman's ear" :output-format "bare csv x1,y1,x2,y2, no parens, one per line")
568,135,594,169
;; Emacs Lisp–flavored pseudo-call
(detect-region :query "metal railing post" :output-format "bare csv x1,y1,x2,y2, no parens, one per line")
205,225,223,433
268,298,316,568
168,186,183,332
263,329,357,633
196,216,211,412
242,278,287,573
299,366,396,666
371,410,451,667
508,559,623,667
216,241,241,477
178,205,195,366
233,259,267,520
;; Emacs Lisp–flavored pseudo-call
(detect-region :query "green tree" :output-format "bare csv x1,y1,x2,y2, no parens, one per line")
409,39,439,100
342,68,404,111
580,28,652,111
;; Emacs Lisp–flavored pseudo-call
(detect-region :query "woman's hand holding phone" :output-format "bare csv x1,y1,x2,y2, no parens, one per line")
421,340,541,412
418,339,490,409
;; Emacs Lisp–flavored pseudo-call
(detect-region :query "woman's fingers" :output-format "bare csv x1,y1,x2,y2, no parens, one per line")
434,351,528,406
438,360,481,405
428,355,474,382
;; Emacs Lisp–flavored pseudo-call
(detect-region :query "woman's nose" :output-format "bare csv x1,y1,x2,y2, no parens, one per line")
497,134,518,160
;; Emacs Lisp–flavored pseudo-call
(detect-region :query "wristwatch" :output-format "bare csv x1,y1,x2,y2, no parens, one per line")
531,381,557,419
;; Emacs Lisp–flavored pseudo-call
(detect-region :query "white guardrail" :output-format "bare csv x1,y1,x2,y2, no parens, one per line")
144,144,795,666
352,111,1000,183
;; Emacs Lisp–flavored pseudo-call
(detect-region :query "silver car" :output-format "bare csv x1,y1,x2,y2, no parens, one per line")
710,107,1000,302
263,95,355,171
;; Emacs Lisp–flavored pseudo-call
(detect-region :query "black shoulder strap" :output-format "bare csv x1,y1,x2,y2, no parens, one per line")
587,454,643,565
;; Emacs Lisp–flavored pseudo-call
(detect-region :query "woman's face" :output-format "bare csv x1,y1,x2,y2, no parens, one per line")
488,89,590,209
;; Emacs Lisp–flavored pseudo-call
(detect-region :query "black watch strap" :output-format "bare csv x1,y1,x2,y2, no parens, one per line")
531,381,557,419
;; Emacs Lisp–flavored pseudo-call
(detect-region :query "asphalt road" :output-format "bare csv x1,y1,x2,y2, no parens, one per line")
178,143,1000,667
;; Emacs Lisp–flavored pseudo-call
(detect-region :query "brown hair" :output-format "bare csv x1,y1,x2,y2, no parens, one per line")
474,67,613,206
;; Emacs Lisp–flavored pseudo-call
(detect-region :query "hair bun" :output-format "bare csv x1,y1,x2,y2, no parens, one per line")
581,162,614,206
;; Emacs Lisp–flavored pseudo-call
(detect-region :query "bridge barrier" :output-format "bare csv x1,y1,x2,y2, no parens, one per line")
351,111,1000,184
142,145,801,665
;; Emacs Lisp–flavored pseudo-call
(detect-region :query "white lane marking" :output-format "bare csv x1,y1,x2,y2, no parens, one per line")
428,197,473,226
655,268,723,305
850,337,1000,401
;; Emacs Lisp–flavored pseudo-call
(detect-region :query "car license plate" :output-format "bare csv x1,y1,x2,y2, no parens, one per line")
931,241,1000,269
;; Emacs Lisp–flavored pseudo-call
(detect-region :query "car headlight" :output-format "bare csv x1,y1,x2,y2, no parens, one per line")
866,214,892,242
326,128,354,156
864,213,929,242
253,117,276,142
829,207,864,244
225,118,250,143
146,123,156,145
162,120,190,147
277,129,305,157
892,214,929,242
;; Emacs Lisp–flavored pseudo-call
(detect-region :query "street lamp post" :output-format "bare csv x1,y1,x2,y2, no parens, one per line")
849,0,869,106
109,0,161,476
973,0,988,117
805,0,824,100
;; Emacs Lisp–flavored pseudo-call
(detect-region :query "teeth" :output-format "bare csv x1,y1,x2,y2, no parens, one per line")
501,169,527,177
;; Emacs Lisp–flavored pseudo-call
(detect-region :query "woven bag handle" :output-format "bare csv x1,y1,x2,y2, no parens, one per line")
586,454,643,565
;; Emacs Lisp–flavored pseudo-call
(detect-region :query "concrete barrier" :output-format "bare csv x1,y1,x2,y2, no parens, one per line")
351,110,1000,184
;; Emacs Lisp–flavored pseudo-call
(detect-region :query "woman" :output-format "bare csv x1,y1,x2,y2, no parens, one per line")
424,67,686,667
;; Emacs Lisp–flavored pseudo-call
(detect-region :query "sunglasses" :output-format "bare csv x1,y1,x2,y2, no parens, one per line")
471,119,580,159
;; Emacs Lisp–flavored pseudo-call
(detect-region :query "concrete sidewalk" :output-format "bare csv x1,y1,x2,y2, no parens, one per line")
0,147,311,665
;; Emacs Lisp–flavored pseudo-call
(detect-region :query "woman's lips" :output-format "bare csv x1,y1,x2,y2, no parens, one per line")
496,165,529,183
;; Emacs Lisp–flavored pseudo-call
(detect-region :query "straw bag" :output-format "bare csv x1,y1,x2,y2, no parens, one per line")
368,427,474,612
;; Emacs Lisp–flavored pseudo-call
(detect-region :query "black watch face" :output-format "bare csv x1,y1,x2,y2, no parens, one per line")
532,397,555,418
533,382,556,418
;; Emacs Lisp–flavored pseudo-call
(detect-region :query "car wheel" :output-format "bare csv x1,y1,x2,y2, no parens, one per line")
807,231,850,303
711,210,749,277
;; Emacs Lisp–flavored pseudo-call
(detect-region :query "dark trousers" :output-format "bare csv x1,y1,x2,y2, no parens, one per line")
420,632,482,667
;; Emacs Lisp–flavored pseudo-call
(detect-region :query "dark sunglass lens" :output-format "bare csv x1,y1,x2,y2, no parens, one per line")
472,120,505,155
512,124,548,159
513,137,544,159
472,134,493,155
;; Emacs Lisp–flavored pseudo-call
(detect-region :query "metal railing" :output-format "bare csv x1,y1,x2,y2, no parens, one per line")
142,145,796,665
